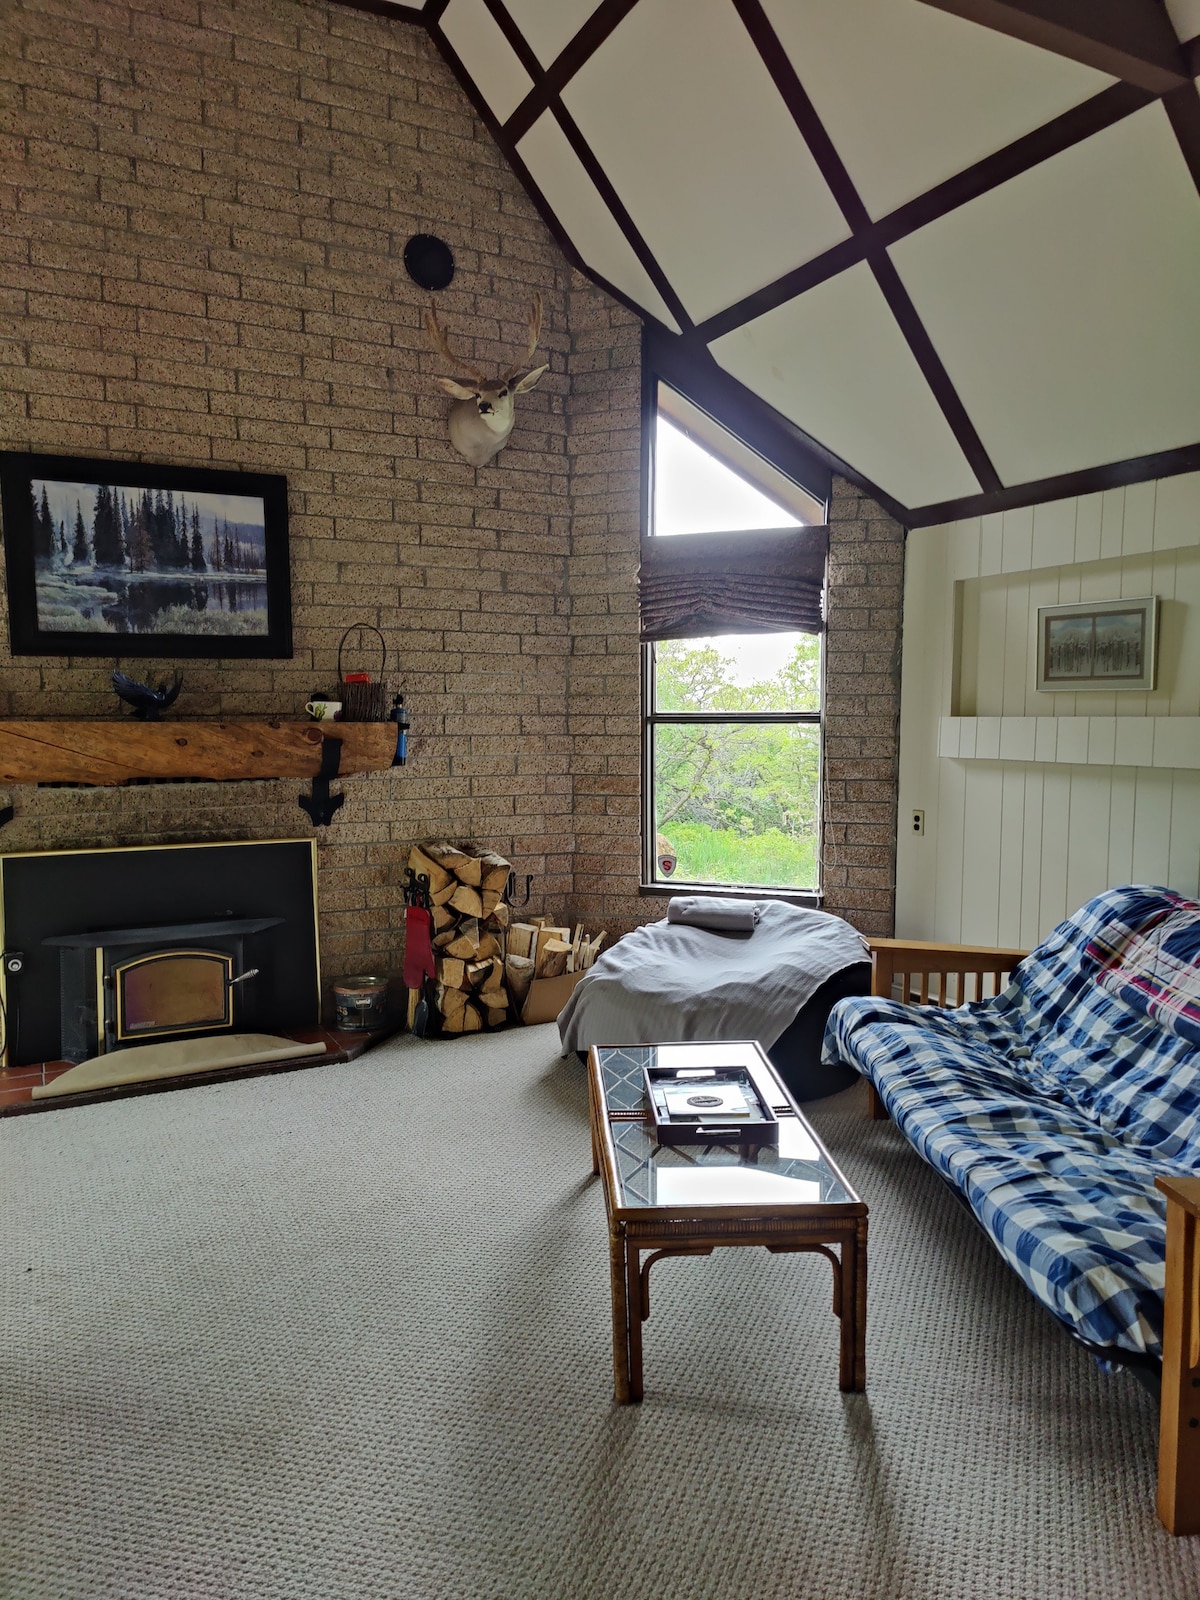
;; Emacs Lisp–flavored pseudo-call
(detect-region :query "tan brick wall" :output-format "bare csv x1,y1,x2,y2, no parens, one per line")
0,0,595,992
822,476,905,937
0,0,904,1002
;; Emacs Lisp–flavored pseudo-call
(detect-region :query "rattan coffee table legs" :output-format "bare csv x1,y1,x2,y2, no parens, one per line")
609,1226,632,1403
839,1218,868,1392
605,1221,868,1403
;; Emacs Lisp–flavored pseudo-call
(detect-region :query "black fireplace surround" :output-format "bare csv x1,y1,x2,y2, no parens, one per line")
0,840,319,1067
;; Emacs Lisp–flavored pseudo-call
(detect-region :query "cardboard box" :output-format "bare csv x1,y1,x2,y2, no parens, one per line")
521,968,586,1025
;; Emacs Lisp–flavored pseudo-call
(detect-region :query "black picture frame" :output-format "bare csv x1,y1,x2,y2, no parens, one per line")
0,451,292,658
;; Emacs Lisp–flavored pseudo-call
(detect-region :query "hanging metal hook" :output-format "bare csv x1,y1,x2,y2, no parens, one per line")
506,871,533,906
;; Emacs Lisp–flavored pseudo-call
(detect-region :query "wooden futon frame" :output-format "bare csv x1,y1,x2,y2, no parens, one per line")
863,937,1200,1536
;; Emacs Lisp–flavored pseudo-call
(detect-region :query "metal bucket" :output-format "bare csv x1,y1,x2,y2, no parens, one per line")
333,973,389,1032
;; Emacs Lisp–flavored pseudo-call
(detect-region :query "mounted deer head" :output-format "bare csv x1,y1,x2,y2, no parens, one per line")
425,294,548,468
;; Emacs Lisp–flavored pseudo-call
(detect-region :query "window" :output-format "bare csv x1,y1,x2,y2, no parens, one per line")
643,387,826,895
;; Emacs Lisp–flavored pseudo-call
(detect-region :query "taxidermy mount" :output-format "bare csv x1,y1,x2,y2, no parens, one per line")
426,294,547,467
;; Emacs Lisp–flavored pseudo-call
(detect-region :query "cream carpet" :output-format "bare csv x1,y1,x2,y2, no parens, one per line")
3,1026,1199,1600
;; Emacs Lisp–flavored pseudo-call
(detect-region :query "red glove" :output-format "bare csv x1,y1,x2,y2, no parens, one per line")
404,905,436,990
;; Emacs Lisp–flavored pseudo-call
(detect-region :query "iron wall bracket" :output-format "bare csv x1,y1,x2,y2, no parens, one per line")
298,736,344,827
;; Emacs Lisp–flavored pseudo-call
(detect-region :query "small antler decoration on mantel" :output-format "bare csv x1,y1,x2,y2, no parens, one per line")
425,294,548,468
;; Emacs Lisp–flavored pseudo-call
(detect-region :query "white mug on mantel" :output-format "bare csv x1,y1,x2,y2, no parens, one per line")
305,700,342,722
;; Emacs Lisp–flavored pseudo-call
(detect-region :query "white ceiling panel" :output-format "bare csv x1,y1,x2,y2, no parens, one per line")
709,263,980,507
891,105,1200,486
516,112,680,332
561,0,850,325
440,0,533,125
500,0,604,69
1166,1,1200,45
760,0,1111,220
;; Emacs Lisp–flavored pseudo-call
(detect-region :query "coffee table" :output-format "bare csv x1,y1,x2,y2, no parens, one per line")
588,1040,867,1402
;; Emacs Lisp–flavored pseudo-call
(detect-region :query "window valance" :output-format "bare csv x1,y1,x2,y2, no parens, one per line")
638,526,828,641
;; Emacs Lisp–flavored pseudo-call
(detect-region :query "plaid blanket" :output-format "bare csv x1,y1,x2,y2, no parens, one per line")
823,886,1200,1359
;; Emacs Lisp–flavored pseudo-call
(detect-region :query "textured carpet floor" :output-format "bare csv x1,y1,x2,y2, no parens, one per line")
3,1025,1199,1599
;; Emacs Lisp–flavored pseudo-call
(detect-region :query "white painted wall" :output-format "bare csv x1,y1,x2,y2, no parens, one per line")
896,473,1200,948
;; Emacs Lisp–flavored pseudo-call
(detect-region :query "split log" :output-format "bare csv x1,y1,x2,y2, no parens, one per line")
449,883,484,920
509,923,538,960
534,925,571,971
426,843,483,888
476,931,501,962
443,1000,482,1034
484,902,509,931
436,983,468,1018
537,939,572,980
465,959,492,989
432,904,455,933
505,955,534,1008
444,918,481,959
408,845,452,895
480,985,509,1012
481,855,511,894
437,956,466,991
431,881,458,907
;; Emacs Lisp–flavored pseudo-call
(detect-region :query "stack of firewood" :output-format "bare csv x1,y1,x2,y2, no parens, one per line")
408,841,512,1035
503,918,607,1018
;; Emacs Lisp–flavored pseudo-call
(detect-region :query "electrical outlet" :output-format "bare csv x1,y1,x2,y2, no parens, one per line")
911,809,925,836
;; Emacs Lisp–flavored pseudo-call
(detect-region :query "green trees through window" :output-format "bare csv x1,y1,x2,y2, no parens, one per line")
645,385,824,894
651,634,821,892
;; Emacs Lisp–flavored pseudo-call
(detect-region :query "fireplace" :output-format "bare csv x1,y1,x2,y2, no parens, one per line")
0,841,320,1068
46,914,284,1061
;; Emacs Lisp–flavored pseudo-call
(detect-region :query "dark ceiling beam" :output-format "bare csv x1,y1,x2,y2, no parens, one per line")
472,0,691,333
1163,82,1200,199
550,103,694,333
732,0,998,492
504,0,640,146
916,0,1190,93
868,256,1001,492
698,78,1153,344
905,440,1200,528
426,15,680,342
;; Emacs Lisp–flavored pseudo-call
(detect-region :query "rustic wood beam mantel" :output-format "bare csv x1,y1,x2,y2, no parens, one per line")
0,720,397,787
916,0,1191,93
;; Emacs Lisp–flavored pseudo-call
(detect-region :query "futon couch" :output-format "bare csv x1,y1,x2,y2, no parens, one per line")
822,885,1200,1532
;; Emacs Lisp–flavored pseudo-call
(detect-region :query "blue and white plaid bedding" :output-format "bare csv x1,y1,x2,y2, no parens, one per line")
822,886,1200,1359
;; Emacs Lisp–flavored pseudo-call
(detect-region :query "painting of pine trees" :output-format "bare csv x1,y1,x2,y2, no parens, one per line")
28,477,270,639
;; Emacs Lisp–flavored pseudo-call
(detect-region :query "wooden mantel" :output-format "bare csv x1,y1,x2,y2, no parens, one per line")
0,720,397,786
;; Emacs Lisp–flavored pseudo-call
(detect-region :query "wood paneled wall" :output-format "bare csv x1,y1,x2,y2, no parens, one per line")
897,473,1200,948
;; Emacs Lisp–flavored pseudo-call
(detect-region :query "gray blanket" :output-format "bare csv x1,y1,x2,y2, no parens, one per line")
557,900,870,1054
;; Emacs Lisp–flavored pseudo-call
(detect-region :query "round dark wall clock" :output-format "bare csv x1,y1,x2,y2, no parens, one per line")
403,234,455,292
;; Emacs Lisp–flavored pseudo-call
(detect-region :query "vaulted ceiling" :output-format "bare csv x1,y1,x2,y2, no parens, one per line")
354,0,1200,526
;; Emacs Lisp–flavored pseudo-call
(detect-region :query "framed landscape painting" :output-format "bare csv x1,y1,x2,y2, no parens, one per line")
1035,596,1158,693
0,452,292,657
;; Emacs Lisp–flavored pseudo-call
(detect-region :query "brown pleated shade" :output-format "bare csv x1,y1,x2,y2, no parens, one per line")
639,526,829,641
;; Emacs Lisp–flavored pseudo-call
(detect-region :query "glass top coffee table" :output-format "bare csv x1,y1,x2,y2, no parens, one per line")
588,1040,867,1402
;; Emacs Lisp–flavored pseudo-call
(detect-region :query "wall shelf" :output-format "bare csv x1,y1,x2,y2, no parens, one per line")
0,720,398,787
938,716,1200,770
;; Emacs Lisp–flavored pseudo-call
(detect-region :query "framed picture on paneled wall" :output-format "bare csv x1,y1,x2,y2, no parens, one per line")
1035,596,1158,693
0,451,292,657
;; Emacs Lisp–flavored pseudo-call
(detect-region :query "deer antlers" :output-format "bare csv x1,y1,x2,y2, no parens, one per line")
423,293,549,468
502,293,543,384
424,293,543,387
424,302,483,387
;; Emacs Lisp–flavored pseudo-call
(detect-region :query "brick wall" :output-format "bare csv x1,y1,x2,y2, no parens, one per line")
0,0,624,990
0,0,904,1007
822,477,905,937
